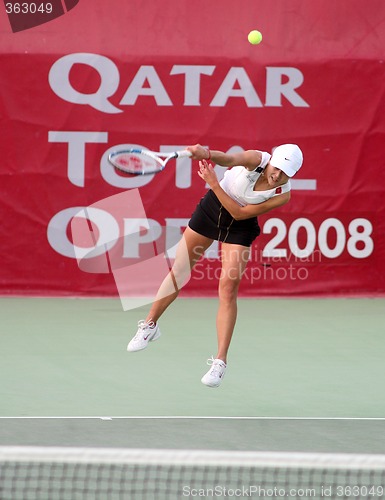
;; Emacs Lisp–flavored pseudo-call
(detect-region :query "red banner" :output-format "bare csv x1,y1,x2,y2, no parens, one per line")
1,0,385,297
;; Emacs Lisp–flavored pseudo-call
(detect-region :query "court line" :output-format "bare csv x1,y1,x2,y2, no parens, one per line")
1,416,385,420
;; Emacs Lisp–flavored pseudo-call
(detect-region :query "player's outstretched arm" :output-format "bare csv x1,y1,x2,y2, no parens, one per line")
188,144,262,171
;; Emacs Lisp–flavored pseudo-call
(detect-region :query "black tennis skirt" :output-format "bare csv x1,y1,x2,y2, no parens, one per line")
188,190,260,247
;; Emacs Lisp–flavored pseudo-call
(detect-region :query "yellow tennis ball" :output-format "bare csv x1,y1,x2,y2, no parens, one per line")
248,30,262,45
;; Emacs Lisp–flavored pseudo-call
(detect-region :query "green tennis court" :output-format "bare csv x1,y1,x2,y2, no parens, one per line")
1,296,385,454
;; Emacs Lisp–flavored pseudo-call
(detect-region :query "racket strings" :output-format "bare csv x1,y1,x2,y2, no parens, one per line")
108,149,191,175
113,153,161,175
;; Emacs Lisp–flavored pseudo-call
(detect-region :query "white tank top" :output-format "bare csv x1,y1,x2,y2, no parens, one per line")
219,151,291,207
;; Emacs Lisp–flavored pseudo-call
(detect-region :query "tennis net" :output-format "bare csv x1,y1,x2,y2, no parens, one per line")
1,447,385,499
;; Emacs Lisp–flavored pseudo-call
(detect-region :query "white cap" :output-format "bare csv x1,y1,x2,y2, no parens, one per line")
270,144,303,177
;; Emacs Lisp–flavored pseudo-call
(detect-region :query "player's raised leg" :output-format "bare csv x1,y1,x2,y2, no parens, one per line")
127,227,213,352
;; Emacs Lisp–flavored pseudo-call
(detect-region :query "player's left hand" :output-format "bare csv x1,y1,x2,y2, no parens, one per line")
197,160,219,188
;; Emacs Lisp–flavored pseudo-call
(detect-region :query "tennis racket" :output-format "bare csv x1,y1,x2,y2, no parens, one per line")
108,148,192,175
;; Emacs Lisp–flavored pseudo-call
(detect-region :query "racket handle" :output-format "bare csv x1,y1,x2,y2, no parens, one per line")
176,150,192,158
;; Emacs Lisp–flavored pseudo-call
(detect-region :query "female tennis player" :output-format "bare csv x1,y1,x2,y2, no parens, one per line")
127,143,303,387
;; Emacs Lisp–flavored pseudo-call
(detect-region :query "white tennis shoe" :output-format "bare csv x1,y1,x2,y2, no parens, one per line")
127,320,161,352
201,357,227,388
